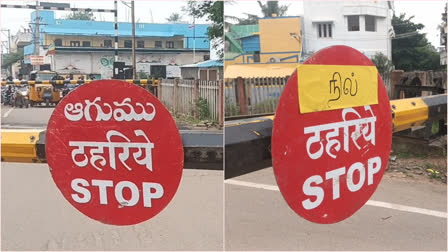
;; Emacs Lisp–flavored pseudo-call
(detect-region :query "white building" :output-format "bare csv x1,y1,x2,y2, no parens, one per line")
303,1,395,60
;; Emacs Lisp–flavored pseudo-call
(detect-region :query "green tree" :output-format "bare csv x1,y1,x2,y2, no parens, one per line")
1,49,24,70
224,2,258,25
184,1,223,59
257,1,289,18
225,1,289,26
371,52,394,74
65,10,96,21
225,13,259,25
439,5,447,47
166,13,183,23
392,13,440,71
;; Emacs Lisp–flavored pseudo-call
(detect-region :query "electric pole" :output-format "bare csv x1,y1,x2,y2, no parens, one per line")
34,0,40,71
131,0,136,79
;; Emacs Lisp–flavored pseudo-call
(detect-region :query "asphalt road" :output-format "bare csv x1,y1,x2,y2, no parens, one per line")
2,163,223,250
1,105,53,129
225,167,447,251
1,104,223,250
0,105,193,130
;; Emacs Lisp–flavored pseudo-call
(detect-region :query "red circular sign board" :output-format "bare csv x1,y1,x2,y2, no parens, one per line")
272,46,392,224
46,80,183,225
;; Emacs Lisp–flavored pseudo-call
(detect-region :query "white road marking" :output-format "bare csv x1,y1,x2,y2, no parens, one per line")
226,179,279,191
3,107,14,118
366,200,447,219
225,179,448,219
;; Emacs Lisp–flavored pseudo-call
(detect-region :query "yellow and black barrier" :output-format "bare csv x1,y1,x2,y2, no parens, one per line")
1,129,223,170
224,94,447,178
1,79,158,87
1,129,44,163
390,95,446,133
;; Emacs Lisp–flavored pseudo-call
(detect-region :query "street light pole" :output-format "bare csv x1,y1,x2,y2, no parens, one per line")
131,0,136,79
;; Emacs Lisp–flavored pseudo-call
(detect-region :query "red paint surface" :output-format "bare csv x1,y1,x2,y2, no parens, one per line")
272,46,392,224
46,80,183,225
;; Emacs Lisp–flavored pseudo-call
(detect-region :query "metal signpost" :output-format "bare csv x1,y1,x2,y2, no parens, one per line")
272,46,392,224
45,80,184,225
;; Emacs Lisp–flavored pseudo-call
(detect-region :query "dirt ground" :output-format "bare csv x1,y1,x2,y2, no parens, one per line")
387,136,447,184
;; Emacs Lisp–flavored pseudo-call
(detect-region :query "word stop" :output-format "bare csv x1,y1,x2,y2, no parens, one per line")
71,178,164,207
302,156,381,210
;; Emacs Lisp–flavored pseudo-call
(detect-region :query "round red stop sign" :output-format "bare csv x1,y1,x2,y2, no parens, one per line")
272,46,392,224
46,80,183,225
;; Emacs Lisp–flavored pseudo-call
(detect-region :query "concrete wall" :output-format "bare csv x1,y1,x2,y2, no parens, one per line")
53,51,208,79
303,1,393,59
259,17,302,54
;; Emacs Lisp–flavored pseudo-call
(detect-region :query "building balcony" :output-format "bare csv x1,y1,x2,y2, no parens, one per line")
44,45,210,54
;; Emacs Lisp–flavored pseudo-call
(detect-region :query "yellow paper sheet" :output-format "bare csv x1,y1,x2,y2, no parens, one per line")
297,64,378,114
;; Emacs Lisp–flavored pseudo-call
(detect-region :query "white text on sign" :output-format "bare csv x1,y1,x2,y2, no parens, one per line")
65,98,162,208
302,156,381,210
304,106,376,159
301,106,380,210
70,130,154,172
71,179,164,207
64,97,156,122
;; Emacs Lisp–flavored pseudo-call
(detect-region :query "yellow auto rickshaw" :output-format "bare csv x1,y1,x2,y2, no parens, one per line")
29,83,61,107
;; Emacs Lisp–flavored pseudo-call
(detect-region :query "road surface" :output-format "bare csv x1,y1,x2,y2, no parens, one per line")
1,104,223,250
1,105,53,129
225,167,447,251
1,105,193,129
2,163,223,250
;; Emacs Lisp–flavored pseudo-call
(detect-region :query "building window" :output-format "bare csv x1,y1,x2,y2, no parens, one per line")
104,39,112,48
137,40,144,48
70,41,80,47
318,23,332,38
203,55,210,61
365,15,376,32
124,40,132,48
166,41,174,48
347,15,360,31
82,41,91,47
54,39,62,46
155,41,162,48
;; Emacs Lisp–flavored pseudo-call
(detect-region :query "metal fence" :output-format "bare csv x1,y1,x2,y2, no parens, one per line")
225,77,288,117
159,79,175,111
159,79,220,122
226,73,396,117
198,80,220,122
380,72,392,98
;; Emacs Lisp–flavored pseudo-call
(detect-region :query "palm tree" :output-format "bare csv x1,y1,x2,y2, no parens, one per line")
166,13,183,23
225,13,259,26
257,1,289,18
